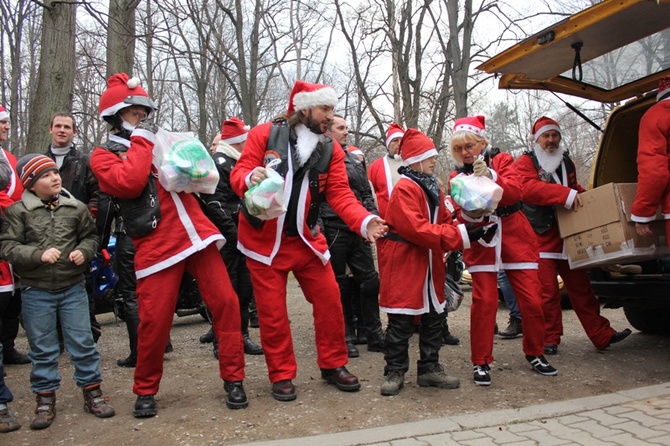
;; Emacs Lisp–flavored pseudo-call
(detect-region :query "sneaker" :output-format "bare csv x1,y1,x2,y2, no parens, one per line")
544,344,558,355
380,370,405,396
498,316,522,339
30,391,56,430
0,406,21,433
83,384,115,418
473,364,491,386
526,355,558,376
417,364,460,389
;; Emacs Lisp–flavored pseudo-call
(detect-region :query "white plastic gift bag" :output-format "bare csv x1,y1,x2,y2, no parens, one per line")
153,128,219,194
449,173,503,214
244,159,287,220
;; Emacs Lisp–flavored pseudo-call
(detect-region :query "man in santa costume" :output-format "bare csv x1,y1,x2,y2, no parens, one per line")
368,123,404,219
379,128,493,396
632,75,670,242
0,105,22,433
516,116,631,356
90,73,247,417
230,80,387,402
0,105,29,368
449,115,557,386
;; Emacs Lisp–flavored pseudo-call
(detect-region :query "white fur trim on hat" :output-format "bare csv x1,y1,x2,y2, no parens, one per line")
385,131,404,149
403,148,439,166
533,124,561,142
292,86,338,112
0,108,7,121
222,133,248,145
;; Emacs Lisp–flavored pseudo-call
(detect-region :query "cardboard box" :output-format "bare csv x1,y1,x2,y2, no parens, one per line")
556,182,669,269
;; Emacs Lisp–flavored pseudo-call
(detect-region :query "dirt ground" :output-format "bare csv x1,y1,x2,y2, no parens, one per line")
4,277,670,446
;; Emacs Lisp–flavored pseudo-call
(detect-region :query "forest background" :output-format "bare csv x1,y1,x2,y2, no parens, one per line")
0,0,636,184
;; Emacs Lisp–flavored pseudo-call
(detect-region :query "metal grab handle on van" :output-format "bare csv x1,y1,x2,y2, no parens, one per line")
571,42,583,82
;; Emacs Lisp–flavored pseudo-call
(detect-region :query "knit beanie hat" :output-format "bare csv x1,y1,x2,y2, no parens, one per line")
16,154,59,190
220,117,250,144
287,80,338,114
400,129,439,166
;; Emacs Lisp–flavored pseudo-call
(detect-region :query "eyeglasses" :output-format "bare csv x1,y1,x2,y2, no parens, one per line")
452,142,481,153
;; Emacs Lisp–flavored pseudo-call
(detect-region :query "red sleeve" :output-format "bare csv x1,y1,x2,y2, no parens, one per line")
230,122,271,197
90,132,155,199
516,153,574,207
490,153,522,206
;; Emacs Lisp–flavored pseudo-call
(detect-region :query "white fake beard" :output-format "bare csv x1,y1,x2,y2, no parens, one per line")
294,124,321,167
533,143,564,173
121,120,136,132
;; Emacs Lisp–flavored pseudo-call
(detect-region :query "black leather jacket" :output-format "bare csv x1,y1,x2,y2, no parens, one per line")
200,151,241,246
320,147,377,231
45,145,100,216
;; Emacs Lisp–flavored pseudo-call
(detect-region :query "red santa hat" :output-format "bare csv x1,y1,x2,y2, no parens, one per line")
98,73,156,120
347,145,364,158
400,128,439,166
453,115,486,138
0,105,7,121
385,123,405,149
220,117,250,144
658,74,670,101
531,116,561,142
287,80,338,115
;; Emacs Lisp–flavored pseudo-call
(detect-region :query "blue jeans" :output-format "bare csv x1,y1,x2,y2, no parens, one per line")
497,270,521,319
21,281,102,393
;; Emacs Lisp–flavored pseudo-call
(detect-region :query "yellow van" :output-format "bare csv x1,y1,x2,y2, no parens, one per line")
478,0,670,334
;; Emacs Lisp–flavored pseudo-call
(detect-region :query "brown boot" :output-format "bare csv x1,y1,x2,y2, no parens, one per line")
83,384,115,418
30,391,56,430
0,405,21,433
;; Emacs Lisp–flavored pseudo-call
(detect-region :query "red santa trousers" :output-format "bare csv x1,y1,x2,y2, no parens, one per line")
470,269,546,365
133,244,245,396
246,235,348,383
538,258,614,349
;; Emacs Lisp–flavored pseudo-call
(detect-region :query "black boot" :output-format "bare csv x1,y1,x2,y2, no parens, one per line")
223,381,248,409
200,327,215,343
442,318,460,345
117,304,139,368
243,333,263,355
133,395,157,418
367,326,387,353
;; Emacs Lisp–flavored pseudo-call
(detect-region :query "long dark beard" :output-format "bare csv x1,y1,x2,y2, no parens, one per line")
305,110,325,135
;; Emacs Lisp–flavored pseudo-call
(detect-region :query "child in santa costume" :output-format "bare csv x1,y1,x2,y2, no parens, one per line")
632,75,670,243
90,73,246,417
448,115,557,386
230,80,387,402
379,128,494,396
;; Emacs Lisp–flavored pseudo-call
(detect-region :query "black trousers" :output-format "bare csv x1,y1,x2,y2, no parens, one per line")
324,225,382,337
384,309,444,375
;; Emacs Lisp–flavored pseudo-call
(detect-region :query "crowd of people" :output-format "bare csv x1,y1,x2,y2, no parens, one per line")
3,72,666,434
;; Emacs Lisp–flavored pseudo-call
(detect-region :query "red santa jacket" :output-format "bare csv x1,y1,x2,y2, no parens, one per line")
631,99,670,223
516,152,582,258
90,129,224,279
0,149,23,292
449,151,539,272
230,122,372,266
380,175,469,315
368,155,403,218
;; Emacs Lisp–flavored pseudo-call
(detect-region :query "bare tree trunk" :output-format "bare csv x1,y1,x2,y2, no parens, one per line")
107,0,139,77
27,0,77,154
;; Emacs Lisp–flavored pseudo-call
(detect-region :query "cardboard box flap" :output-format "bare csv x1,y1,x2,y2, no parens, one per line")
557,183,621,238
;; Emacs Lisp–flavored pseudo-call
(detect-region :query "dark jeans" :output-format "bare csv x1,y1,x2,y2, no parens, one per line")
0,289,21,353
324,225,381,337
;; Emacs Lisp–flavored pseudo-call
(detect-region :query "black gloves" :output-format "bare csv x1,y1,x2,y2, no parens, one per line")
466,223,498,243
135,120,159,134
